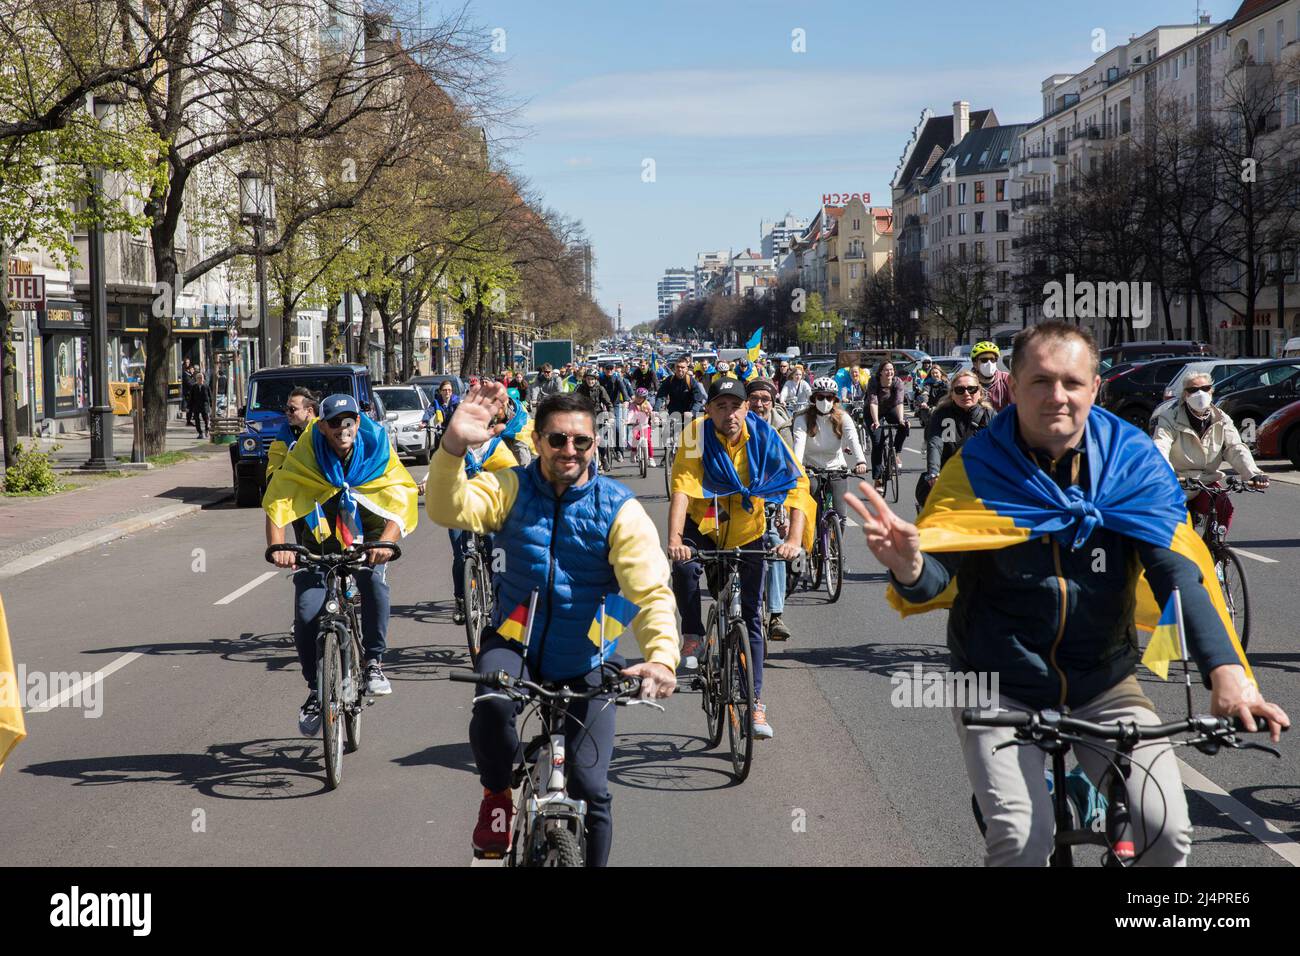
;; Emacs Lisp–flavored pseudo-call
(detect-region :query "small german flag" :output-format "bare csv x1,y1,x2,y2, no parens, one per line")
496,601,531,644
699,499,719,534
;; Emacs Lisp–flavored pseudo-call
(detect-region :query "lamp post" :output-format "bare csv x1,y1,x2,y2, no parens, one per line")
238,170,276,370
981,293,994,338
82,93,117,470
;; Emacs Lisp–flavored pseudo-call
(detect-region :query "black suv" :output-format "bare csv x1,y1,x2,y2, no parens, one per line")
1098,340,1210,373
1214,359,1300,430
1097,357,1201,428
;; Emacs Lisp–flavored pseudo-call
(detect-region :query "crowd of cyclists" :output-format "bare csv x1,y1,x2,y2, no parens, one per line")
257,324,1288,867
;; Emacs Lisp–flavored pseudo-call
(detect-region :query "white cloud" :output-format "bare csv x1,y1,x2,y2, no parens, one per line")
563,156,594,166
525,67,1058,140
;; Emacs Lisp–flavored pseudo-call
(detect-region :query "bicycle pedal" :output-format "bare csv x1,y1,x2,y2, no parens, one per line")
472,847,507,861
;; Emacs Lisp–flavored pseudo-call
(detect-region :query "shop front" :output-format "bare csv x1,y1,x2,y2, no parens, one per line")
38,300,91,430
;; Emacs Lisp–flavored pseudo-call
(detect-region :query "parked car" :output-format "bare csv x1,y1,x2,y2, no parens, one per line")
373,385,433,464
231,363,378,508
1254,399,1300,468
368,388,401,452
1098,340,1210,373
1147,358,1267,430
1097,357,1196,428
1214,358,1300,431
931,357,972,378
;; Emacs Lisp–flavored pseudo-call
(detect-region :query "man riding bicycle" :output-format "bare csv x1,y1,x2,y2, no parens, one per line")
1152,371,1269,530
656,357,707,453
264,394,420,736
266,387,319,482
851,322,1288,866
745,377,798,641
428,385,679,866
667,378,815,739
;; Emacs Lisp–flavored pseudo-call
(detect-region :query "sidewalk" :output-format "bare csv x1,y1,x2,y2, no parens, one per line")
17,415,220,469
0,447,233,576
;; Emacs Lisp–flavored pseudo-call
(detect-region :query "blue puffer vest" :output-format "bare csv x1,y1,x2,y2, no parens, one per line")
491,459,634,680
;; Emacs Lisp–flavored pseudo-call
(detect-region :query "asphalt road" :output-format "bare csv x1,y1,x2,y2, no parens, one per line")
1,442,1297,867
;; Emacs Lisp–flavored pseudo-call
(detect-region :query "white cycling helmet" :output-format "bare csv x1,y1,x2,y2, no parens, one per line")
812,377,838,396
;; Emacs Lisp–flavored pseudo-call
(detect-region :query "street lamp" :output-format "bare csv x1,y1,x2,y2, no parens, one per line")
238,169,276,370
980,293,994,336
82,93,119,470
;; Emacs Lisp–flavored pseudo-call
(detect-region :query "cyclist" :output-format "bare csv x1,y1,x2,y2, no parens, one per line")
732,354,759,383
915,368,990,510
915,363,948,430
667,378,815,739
266,387,319,481
1152,371,1269,528
428,385,679,866
834,357,869,403
850,321,1288,866
971,340,1012,412
792,377,868,554
867,360,909,490
423,379,460,436
656,357,707,454
780,365,812,413
626,387,658,466
745,377,797,641
264,394,420,736
600,362,633,462
630,358,656,393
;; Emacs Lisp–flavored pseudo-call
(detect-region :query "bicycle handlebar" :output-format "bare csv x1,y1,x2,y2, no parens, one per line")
264,541,402,566
1180,476,1266,494
960,707,1282,748
449,666,648,704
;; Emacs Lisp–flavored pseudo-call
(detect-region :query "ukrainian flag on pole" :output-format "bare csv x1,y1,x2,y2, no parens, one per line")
0,595,26,772
1142,588,1187,680
745,327,763,363
587,594,641,653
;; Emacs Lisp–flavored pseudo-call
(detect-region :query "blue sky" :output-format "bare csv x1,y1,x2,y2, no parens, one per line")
434,0,1242,328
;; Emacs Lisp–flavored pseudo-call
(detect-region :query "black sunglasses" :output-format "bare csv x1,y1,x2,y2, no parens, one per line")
322,415,358,429
543,431,595,451
1184,384,1212,394
951,385,981,396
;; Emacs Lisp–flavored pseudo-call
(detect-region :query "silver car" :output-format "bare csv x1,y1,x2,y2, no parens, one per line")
373,385,432,464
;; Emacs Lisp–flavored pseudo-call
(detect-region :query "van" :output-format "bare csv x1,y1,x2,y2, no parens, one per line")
1282,337,1300,358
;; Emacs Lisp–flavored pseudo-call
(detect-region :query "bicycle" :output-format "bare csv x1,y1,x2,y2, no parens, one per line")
1182,476,1261,651
661,410,693,497
961,706,1279,867
873,421,902,504
631,419,652,480
801,467,850,603
265,541,401,791
462,532,494,666
449,663,662,866
686,545,785,782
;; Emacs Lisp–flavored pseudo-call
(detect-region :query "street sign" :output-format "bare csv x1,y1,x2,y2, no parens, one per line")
6,273,46,311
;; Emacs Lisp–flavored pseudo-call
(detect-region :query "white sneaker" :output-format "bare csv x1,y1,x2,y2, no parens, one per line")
647,459,658,467
680,635,702,670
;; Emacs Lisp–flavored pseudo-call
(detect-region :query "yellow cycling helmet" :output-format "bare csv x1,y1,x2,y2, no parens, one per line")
971,340,1000,359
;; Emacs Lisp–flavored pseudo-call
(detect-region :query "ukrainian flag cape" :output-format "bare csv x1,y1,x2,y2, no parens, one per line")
263,416,419,537
887,405,1251,679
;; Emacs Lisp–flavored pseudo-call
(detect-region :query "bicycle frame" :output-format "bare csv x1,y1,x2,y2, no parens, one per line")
514,694,589,863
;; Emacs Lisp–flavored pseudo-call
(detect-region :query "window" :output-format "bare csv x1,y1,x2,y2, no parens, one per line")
1259,28,1266,61
974,241,985,262
996,179,1006,201
849,264,858,279
997,239,1008,262
853,218,860,230
997,270,1008,291
958,183,968,204
947,185,953,205
947,214,952,234
974,180,985,203
958,213,968,235
1278,20,1285,54
996,210,1009,232
959,243,967,261
974,212,984,233
998,301,1009,324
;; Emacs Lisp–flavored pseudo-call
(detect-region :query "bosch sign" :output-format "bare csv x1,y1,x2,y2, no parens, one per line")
821,193,871,205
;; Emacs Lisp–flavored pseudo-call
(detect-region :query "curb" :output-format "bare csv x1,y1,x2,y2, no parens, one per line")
0,488,234,580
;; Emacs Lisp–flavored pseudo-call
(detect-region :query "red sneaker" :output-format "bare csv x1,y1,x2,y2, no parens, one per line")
473,787,513,857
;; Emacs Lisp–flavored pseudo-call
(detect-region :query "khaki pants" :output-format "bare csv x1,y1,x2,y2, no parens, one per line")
953,675,1193,866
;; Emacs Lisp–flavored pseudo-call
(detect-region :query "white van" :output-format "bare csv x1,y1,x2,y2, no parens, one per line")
1282,337,1300,358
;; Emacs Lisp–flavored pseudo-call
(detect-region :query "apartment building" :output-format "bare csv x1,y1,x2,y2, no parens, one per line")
760,213,809,259
657,267,695,319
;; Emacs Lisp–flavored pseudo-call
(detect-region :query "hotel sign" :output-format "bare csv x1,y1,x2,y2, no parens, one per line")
5,259,45,311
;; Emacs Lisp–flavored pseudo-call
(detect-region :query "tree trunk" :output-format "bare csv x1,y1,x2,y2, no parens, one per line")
142,241,177,457
378,301,395,383
0,249,18,469
359,292,375,371
324,295,341,363
279,282,296,367
1276,242,1286,358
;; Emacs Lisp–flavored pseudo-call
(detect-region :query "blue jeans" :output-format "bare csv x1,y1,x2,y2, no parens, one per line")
469,633,621,867
763,526,785,615
449,529,493,600
292,563,389,688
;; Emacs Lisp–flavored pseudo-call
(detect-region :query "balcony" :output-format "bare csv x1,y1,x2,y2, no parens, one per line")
1010,191,1051,212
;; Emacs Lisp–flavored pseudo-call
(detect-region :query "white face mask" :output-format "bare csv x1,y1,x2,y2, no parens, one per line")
815,398,833,415
977,360,997,377
1186,389,1213,413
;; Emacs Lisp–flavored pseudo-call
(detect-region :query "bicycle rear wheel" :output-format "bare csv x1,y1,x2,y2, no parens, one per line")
639,442,647,479
1217,548,1251,651
319,628,345,790
463,553,486,666
824,517,843,603
702,606,725,748
725,623,755,782
663,441,673,496
344,633,362,752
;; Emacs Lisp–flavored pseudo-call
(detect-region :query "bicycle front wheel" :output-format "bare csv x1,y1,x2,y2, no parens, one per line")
639,443,647,479
824,517,843,603
725,623,755,782
463,554,486,666
319,628,345,790
1218,548,1251,651
541,827,583,867
702,606,725,748
886,438,900,503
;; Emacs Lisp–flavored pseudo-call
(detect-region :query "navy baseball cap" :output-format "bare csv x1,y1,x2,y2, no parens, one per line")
321,393,360,421
707,378,747,403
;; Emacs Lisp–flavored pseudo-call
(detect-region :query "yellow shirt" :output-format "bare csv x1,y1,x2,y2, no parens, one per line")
426,449,680,671
671,415,816,551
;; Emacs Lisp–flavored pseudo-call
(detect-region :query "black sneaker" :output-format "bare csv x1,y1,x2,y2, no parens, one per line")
298,692,321,737
453,600,466,625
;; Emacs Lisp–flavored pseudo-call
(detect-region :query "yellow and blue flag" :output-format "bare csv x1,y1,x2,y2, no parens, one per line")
745,327,763,363
1142,589,1187,680
587,594,641,650
263,417,419,538
887,405,1252,681
0,594,25,772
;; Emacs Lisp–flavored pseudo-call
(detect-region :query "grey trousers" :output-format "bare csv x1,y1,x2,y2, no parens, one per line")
952,675,1193,867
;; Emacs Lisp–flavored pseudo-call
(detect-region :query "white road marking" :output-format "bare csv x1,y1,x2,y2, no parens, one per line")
1232,548,1278,565
845,516,859,527
903,447,921,455
214,571,280,605
1177,758,1300,866
25,652,142,714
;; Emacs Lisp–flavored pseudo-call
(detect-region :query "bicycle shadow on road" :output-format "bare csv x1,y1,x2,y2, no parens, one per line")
1238,652,1300,678
85,631,299,674
20,738,329,800
389,600,456,626
391,740,477,774
1231,784,1300,840
381,643,469,682
765,641,948,677
608,732,739,792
